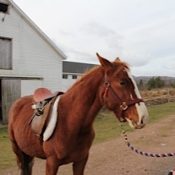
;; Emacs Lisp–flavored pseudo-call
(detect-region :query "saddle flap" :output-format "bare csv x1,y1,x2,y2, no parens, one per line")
33,88,53,102
31,101,52,135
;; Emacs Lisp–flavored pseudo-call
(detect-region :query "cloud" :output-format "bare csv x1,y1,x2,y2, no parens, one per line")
14,0,175,76
64,48,97,64
122,10,175,56
121,53,153,67
81,21,115,37
132,55,175,76
81,21,124,51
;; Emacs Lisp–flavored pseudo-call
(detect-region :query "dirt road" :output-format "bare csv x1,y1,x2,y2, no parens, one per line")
2,114,175,175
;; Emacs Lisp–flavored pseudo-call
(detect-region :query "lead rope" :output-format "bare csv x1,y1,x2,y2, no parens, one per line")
120,123,175,157
120,123,175,175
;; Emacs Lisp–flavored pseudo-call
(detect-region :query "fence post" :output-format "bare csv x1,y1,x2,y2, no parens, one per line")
167,88,170,103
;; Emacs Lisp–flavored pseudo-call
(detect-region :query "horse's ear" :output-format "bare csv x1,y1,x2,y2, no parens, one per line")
96,53,113,70
115,57,120,62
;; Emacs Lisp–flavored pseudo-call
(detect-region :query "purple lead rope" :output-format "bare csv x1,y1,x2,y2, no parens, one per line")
120,124,175,174
120,124,175,158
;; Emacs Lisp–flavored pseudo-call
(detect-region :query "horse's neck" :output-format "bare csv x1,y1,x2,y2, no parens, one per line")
62,70,103,127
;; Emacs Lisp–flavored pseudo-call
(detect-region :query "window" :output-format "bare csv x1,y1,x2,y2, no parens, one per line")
62,74,68,79
0,3,9,13
72,75,77,79
0,37,12,69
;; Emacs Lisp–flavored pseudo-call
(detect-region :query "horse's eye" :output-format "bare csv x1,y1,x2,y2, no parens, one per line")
120,81,127,86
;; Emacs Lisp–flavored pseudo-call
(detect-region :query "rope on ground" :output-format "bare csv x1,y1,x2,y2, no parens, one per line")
120,124,175,158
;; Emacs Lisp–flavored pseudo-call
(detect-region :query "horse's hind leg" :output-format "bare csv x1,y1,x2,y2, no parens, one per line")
11,140,34,175
20,152,34,175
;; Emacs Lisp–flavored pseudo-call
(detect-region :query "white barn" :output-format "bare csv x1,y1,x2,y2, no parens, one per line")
0,0,66,124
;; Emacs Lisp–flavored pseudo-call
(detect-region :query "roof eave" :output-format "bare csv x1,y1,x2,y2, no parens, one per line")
7,0,67,59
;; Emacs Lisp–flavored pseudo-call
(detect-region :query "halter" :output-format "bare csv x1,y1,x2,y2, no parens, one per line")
103,73,143,122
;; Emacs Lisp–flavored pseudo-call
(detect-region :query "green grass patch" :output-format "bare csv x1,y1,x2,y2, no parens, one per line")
1,101,175,168
0,128,16,169
93,110,132,144
147,102,175,123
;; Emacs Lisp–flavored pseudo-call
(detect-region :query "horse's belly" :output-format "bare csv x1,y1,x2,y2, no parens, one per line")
14,125,46,158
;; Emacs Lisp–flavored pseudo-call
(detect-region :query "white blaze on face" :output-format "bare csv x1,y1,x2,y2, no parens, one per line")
126,69,148,128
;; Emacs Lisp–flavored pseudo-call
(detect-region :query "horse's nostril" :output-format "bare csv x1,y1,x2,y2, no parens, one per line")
141,116,144,124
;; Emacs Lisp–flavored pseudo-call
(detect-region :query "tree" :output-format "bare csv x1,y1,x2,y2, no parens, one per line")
138,79,144,90
155,77,164,88
147,77,155,90
146,77,165,90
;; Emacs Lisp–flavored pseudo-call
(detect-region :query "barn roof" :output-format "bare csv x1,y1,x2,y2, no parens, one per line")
63,61,98,74
6,0,67,59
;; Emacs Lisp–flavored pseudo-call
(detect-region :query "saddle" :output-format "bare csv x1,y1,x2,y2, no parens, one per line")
28,88,64,136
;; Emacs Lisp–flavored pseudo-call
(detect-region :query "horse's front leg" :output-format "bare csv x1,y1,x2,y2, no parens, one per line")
46,156,59,175
73,154,89,175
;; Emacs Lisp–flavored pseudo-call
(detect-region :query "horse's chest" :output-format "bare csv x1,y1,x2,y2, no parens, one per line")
67,134,95,161
43,130,94,163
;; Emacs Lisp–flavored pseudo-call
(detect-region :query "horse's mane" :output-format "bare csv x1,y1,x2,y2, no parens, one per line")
66,59,130,93
66,65,101,92
113,58,130,71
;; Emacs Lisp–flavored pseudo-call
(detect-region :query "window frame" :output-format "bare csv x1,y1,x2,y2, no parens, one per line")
0,37,12,70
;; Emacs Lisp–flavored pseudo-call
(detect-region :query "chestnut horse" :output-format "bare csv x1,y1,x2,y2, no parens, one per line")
8,53,148,175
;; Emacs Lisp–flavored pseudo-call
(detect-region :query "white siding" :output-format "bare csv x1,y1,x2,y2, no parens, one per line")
0,0,64,95
62,74,82,91
21,79,43,96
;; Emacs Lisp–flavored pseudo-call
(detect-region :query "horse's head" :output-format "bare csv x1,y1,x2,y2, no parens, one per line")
97,53,148,129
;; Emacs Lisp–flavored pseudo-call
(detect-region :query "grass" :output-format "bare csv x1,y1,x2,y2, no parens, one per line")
0,127,16,169
1,101,175,168
147,102,175,123
93,110,133,144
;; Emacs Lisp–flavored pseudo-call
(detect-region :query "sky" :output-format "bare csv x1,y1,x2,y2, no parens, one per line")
13,0,175,77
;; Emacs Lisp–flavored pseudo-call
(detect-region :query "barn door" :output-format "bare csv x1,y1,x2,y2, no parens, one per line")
1,79,21,124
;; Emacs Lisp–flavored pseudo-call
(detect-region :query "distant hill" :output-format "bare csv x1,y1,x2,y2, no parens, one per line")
134,76,175,85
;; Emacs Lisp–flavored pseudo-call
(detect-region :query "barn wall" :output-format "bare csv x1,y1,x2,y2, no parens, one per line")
21,79,43,96
0,1,63,93
62,74,82,91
